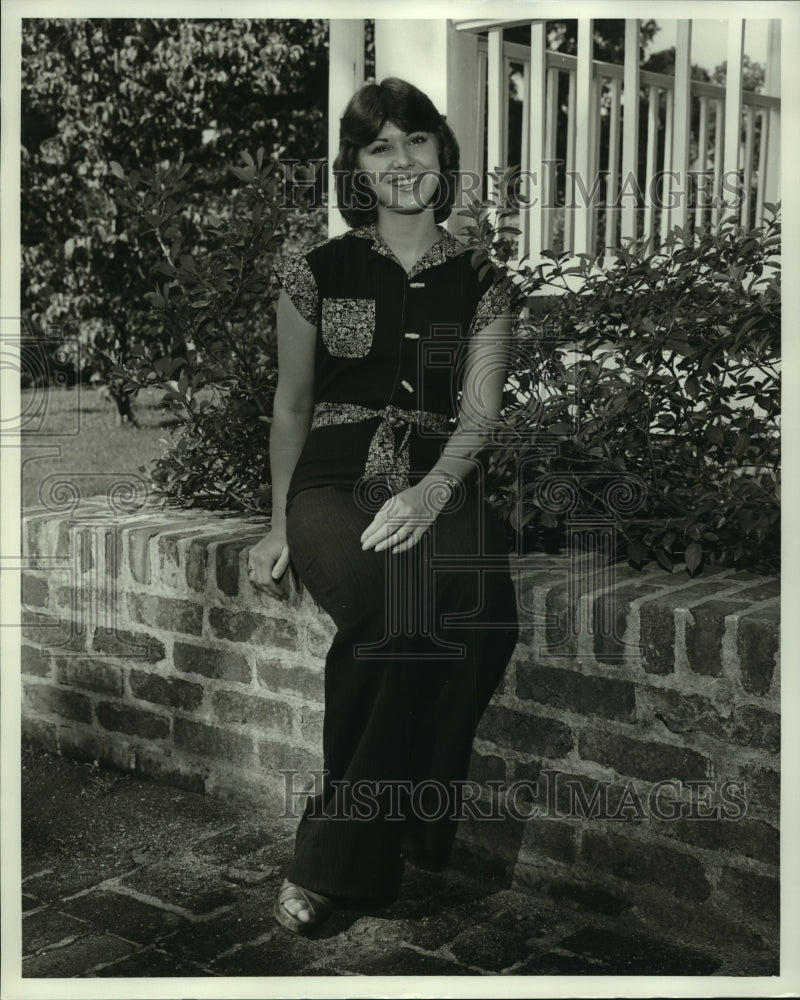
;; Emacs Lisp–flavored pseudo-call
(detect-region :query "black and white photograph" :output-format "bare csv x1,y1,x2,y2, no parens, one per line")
1,1,797,997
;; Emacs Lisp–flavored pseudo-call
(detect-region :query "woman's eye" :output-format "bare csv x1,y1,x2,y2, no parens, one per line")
366,134,428,155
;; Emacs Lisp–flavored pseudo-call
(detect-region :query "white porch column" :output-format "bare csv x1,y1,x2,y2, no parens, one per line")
373,19,480,238
722,19,744,221
763,18,781,209
620,19,641,245
572,19,594,256
485,27,505,203
328,20,365,237
525,21,547,263
375,20,448,111
446,23,481,236
670,21,692,232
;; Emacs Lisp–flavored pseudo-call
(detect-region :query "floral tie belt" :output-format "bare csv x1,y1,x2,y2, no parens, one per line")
311,401,453,493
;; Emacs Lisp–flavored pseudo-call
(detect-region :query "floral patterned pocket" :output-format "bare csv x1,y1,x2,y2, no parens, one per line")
321,298,376,358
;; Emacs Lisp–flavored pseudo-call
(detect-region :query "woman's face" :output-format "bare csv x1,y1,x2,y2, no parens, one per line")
356,121,441,216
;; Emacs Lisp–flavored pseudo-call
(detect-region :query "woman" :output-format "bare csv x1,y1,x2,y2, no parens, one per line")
248,77,524,934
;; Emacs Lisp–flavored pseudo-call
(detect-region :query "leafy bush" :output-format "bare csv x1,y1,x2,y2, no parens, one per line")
109,152,325,512
464,198,780,575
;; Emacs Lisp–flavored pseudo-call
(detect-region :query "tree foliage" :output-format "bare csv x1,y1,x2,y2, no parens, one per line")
21,18,328,416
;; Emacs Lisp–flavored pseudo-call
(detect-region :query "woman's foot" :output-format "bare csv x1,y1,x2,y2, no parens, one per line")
273,878,334,934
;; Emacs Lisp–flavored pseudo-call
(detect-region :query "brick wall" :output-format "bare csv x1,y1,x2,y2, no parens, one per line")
20,499,780,960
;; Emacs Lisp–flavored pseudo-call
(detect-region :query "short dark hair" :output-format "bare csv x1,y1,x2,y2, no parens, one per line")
333,77,461,228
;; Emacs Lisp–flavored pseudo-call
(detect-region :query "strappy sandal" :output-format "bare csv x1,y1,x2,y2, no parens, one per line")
273,878,334,934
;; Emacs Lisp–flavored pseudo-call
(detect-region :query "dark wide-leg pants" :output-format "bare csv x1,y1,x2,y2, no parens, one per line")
283,482,519,900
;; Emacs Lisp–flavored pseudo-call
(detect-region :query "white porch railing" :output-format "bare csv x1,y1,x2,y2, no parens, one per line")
327,18,781,261
461,18,781,262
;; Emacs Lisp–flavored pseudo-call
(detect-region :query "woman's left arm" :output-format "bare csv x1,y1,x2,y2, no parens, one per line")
360,313,513,554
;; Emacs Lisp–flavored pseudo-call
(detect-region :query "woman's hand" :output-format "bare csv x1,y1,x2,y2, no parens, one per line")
247,530,291,599
360,483,448,555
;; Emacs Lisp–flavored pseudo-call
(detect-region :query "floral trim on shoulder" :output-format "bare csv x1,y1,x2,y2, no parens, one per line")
467,274,526,337
274,253,318,325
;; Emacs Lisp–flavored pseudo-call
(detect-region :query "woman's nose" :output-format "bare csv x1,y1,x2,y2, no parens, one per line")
391,146,413,169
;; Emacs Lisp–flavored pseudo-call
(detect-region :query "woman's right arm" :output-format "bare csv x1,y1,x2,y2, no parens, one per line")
248,289,316,597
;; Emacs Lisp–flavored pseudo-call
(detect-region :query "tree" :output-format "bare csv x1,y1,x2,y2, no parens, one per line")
712,54,765,93
21,18,329,420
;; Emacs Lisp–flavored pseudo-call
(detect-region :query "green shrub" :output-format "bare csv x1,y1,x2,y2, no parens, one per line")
464,197,780,575
109,152,325,512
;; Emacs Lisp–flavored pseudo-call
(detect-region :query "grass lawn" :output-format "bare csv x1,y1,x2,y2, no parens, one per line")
21,385,179,510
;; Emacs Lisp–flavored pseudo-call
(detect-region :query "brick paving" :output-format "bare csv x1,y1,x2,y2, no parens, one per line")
20,746,755,979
